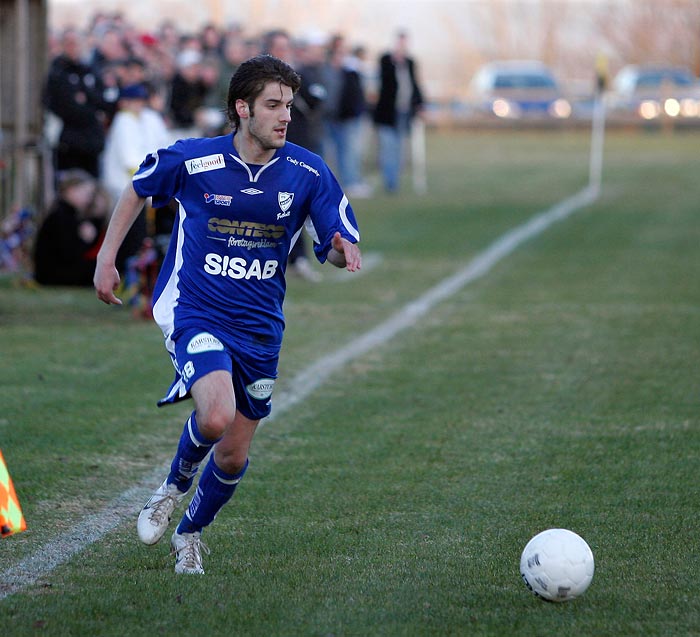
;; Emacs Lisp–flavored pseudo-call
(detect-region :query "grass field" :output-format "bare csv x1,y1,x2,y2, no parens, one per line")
1,126,699,636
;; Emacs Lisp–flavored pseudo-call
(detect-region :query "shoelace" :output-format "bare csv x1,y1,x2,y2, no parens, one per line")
171,536,211,570
147,493,178,526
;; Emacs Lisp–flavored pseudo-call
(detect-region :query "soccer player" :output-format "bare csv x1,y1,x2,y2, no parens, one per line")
94,55,362,574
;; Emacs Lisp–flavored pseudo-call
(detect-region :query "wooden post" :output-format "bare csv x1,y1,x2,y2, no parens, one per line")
12,0,29,209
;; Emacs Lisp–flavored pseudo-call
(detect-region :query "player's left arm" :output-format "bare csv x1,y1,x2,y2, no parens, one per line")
327,231,362,272
308,160,361,270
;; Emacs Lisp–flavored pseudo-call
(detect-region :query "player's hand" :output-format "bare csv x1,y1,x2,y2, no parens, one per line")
331,232,362,272
94,260,123,305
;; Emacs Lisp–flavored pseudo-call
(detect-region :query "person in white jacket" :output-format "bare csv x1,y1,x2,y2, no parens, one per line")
101,83,171,272
102,83,171,204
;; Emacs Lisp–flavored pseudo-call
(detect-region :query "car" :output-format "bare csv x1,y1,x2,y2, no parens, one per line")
468,60,572,122
608,64,700,121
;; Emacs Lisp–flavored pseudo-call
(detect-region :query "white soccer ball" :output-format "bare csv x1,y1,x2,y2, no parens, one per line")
520,528,595,602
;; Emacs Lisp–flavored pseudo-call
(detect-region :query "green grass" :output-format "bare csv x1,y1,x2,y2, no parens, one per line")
1,127,699,636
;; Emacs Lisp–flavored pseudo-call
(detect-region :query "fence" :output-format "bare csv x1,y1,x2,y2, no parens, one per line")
0,0,49,222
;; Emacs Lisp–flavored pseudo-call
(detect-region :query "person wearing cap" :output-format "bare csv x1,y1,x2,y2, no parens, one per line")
102,83,171,205
101,83,171,273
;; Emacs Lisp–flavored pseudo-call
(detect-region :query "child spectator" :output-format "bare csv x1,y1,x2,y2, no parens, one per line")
34,170,108,286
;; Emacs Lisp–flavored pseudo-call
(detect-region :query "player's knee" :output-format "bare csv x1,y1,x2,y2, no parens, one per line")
215,449,248,475
197,405,235,440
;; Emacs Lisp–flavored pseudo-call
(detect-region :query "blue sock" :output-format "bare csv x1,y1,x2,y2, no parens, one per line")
176,457,249,535
167,413,220,493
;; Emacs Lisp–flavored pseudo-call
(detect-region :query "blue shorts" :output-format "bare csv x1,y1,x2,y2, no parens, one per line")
158,327,279,421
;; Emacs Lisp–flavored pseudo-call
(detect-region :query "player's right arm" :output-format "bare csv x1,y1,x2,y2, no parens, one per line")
94,183,146,305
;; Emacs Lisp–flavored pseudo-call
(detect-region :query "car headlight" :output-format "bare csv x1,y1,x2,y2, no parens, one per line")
492,98,518,118
680,98,699,117
549,98,572,118
664,98,681,117
639,100,661,119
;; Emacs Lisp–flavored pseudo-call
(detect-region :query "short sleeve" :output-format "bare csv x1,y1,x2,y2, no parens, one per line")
308,163,361,263
132,142,185,207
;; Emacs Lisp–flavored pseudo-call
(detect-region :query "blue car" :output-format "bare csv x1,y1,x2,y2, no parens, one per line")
469,60,572,121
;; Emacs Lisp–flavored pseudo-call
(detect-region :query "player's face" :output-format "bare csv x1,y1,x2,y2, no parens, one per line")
246,82,294,151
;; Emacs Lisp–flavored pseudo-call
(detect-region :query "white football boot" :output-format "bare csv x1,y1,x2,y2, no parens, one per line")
171,531,210,574
137,479,186,545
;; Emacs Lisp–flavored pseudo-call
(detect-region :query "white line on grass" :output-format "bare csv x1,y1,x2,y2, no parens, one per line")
0,183,599,600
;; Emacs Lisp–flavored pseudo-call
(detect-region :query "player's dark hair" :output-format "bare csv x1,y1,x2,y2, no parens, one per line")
226,55,301,130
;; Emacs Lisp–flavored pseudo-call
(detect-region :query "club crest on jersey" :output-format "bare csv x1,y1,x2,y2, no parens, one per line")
277,192,294,219
185,153,225,175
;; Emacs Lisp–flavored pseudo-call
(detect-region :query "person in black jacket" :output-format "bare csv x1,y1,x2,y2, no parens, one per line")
326,37,371,197
168,48,208,135
44,28,108,178
372,31,424,193
34,170,107,286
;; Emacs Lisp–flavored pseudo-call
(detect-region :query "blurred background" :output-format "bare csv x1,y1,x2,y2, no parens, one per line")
44,0,700,118
2,0,700,270
44,0,700,103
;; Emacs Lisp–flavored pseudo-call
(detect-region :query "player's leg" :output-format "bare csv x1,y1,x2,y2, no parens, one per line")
171,372,259,574
169,335,277,573
179,369,254,530
137,378,231,543
137,410,219,545
174,409,257,534
167,410,221,494
138,332,234,546
176,370,258,529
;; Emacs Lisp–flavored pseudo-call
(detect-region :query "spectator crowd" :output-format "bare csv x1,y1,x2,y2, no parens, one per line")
25,12,424,293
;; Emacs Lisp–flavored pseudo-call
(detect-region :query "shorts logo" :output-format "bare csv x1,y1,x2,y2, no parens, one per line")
246,378,275,400
204,193,233,206
186,332,225,354
185,153,225,175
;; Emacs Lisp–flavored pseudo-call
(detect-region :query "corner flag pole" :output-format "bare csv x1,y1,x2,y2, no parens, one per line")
589,54,608,196
411,117,428,195
589,94,605,196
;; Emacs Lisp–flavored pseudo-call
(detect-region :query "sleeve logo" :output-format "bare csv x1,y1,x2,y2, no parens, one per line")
204,193,233,206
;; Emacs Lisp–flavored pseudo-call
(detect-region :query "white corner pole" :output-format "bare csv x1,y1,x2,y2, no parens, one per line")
588,92,606,196
411,116,428,195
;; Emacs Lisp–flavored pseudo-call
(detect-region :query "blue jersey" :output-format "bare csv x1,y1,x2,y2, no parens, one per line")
132,133,360,349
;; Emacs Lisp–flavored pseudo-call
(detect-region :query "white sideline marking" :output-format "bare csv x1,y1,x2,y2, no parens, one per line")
0,184,599,600
270,184,599,417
